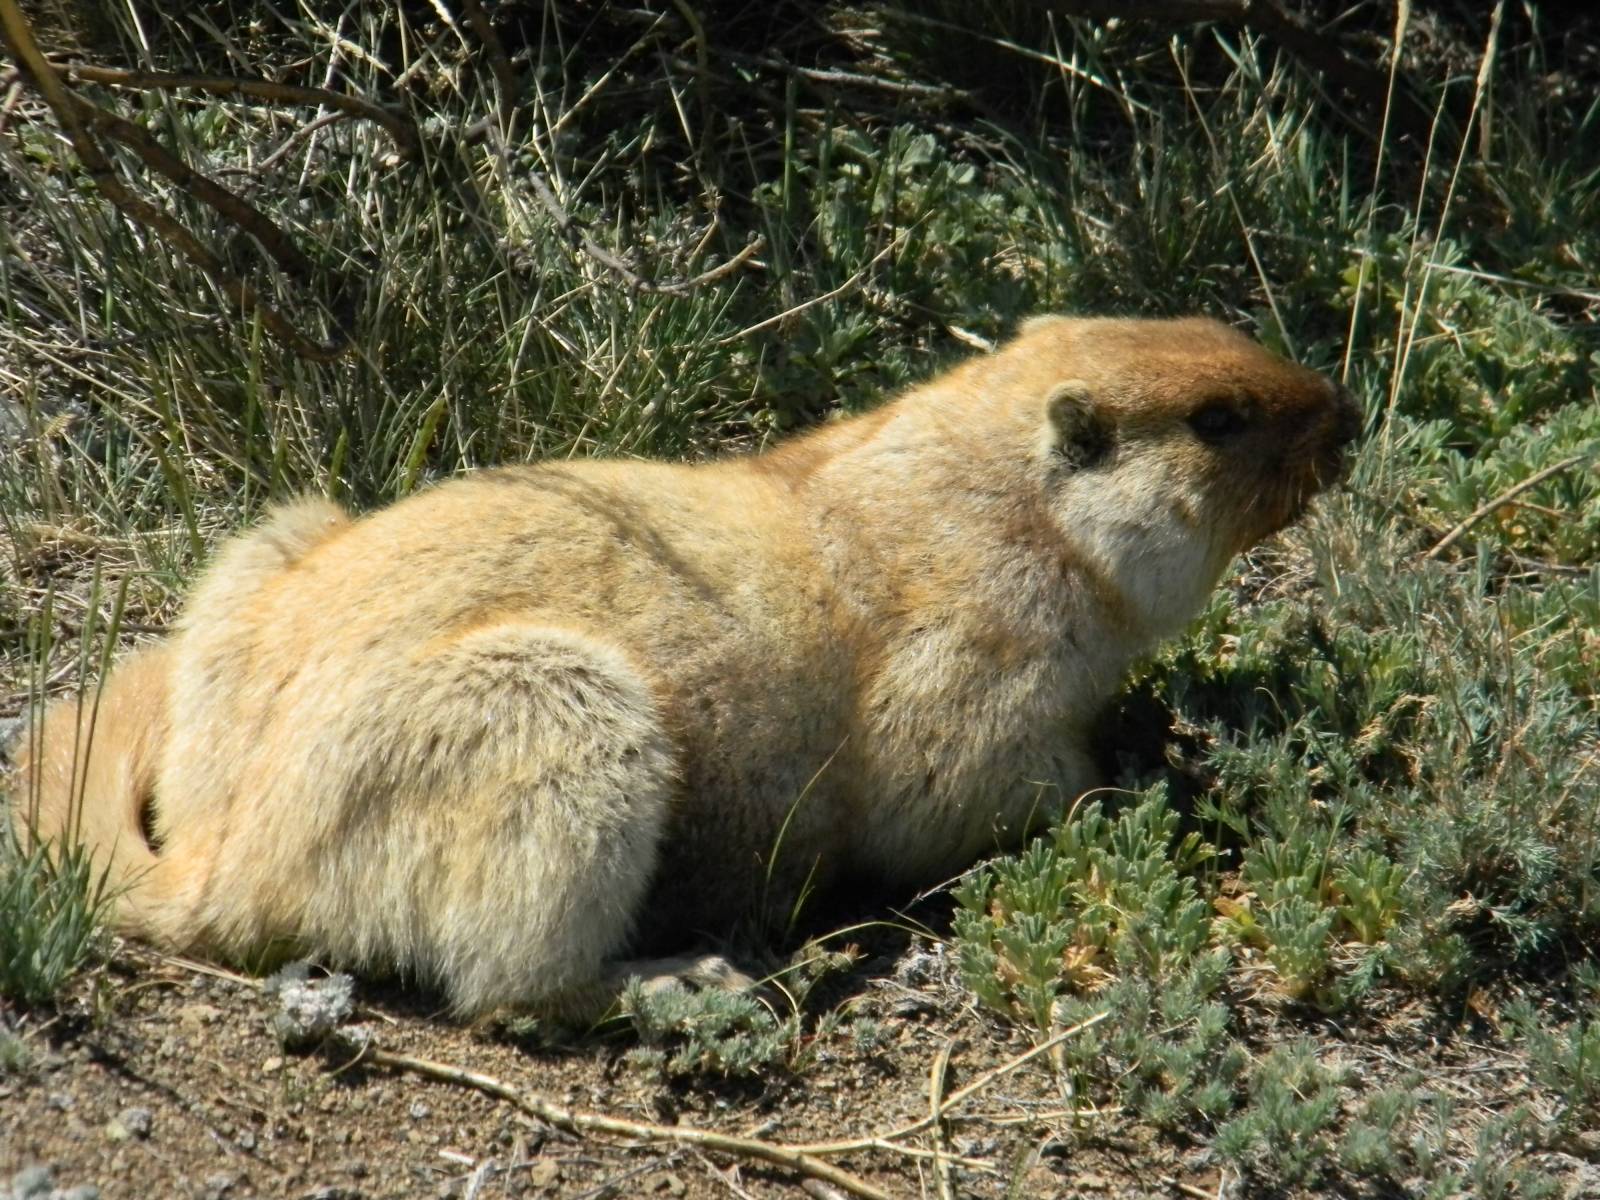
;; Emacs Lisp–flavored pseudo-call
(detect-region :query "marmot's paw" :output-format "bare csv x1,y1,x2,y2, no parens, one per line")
616,952,759,998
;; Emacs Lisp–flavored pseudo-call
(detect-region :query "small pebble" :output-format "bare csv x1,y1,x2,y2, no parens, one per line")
527,1160,561,1189
408,1101,431,1120
11,1165,53,1199
889,994,937,1018
176,1002,223,1027
894,948,944,984
118,1106,153,1138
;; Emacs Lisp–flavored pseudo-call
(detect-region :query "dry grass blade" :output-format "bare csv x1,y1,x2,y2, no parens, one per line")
794,1011,1110,1155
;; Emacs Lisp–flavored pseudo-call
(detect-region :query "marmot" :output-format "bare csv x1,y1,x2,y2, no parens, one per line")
8,316,1359,1017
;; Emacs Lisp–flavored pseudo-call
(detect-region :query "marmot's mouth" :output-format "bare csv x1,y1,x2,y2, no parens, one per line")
1245,442,1349,543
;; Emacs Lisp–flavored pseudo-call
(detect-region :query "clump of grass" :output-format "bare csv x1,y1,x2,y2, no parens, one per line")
0,1017,34,1074
0,833,111,1008
1504,993,1600,1137
1053,949,1244,1132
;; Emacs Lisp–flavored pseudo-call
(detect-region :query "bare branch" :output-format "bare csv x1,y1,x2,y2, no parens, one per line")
65,93,320,281
362,1045,892,1200
456,0,521,110
52,61,418,157
1422,453,1594,562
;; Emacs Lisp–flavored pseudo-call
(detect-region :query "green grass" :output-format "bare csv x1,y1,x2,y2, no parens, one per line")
0,834,110,1008
1,1,1596,1189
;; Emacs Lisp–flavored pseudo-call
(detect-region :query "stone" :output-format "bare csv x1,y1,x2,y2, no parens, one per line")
177,1003,223,1027
526,1160,561,1190
118,1106,153,1139
11,1165,54,1200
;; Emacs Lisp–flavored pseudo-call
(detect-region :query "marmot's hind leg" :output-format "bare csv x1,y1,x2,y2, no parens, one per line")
306,623,680,1018
603,953,760,1003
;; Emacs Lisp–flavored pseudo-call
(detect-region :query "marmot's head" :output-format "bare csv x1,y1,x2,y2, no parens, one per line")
1002,315,1360,632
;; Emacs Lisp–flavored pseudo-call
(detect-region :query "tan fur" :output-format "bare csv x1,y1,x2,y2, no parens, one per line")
6,316,1358,1017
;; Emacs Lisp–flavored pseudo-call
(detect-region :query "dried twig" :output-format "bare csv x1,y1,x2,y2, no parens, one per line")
51,62,417,156
360,1045,892,1200
229,110,345,176
720,50,963,100
1422,453,1593,561
928,1038,959,1200
715,232,910,346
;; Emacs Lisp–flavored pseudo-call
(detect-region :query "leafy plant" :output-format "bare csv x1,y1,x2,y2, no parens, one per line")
621,980,802,1078
1212,1040,1346,1188
955,788,1214,1032
1333,849,1408,945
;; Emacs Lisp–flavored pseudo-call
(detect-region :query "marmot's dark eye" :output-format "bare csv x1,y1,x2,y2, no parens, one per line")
1187,403,1247,443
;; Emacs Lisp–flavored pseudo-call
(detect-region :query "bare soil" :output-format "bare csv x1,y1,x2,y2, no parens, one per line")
5,928,1595,1200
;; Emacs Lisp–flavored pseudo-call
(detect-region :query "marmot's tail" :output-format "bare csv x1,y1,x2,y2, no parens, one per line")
7,646,174,940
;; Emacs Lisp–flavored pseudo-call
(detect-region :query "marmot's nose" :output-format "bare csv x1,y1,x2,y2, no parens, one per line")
1331,384,1363,446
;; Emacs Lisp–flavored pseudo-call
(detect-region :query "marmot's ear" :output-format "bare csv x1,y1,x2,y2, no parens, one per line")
1045,381,1112,469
